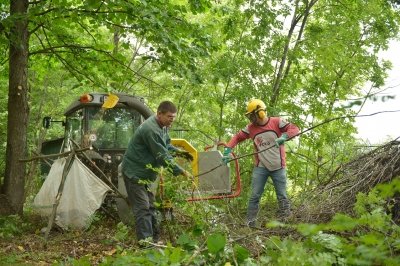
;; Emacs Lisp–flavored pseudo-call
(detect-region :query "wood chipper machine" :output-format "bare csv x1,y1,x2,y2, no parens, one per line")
38,93,241,228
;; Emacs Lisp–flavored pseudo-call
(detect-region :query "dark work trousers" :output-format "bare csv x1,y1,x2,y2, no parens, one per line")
124,176,159,241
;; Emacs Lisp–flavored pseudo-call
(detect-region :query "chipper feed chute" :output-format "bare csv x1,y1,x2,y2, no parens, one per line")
116,139,241,225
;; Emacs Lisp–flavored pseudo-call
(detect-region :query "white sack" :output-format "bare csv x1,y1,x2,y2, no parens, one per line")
33,157,111,229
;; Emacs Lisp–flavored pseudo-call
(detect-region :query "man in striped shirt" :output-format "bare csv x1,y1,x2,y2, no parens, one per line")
223,99,299,226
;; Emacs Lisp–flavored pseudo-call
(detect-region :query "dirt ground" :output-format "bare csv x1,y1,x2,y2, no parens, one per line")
0,214,137,265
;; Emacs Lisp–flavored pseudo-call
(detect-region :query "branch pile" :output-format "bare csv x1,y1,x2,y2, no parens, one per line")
295,139,400,223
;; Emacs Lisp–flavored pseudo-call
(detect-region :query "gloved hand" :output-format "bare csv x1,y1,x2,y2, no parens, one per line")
275,133,289,147
222,147,232,164
174,150,194,161
181,170,193,179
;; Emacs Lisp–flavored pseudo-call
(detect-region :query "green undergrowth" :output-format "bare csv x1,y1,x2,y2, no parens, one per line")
0,215,31,239
1,179,399,265
66,179,400,265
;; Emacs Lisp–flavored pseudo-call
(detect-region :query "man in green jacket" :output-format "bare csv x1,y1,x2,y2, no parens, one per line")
122,101,192,243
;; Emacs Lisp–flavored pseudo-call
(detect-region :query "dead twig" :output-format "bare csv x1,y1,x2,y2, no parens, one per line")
296,140,400,223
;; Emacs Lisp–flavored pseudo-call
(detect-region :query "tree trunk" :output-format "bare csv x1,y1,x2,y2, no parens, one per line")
1,0,29,215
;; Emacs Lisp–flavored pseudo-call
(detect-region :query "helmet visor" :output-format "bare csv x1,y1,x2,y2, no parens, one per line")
245,112,257,123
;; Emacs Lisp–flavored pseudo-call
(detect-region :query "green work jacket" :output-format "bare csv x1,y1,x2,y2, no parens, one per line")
121,115,183,182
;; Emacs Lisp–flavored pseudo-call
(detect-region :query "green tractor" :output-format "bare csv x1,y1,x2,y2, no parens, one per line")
39,92,236,228
40,93,153,225
42,93,153,185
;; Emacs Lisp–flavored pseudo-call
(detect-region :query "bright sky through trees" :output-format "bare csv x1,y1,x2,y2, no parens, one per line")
355,40,400,143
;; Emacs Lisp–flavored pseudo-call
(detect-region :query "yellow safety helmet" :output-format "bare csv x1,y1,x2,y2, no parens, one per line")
245,99,267,119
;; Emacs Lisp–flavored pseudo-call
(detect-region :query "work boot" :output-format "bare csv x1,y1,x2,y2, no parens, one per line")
246,207,258,228
246,220,257,228
153,230,161,243
277,210,292,221
277,199,291,221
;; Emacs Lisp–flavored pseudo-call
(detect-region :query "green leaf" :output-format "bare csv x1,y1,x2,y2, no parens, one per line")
233,244,250,262
192,223,204,237
169,247,183,264
72,255,91,266
359,233,381,245
296,223,322,236
266,220,285,228
188,0,211,14
326,214,359,232
311,232,342,253
206,233,226,254
177,233,197,250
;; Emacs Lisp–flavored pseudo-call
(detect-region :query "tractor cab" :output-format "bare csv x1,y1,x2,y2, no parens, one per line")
42,93,153,184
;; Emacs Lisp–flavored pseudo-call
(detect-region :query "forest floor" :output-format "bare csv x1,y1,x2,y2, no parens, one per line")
0,204,296,265
0,213,130,265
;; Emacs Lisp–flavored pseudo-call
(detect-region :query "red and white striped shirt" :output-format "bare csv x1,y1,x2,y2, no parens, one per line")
226,117,299,171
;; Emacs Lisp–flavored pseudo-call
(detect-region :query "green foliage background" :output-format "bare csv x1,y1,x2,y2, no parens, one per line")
1,0,400,264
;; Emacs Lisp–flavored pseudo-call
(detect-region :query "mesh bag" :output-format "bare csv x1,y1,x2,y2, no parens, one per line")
33,157,111,229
